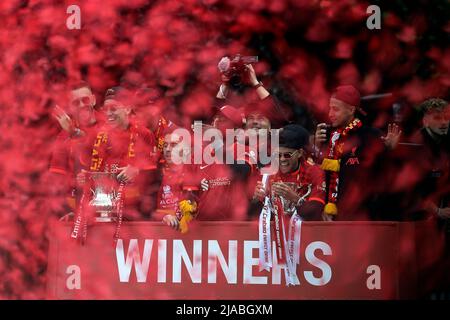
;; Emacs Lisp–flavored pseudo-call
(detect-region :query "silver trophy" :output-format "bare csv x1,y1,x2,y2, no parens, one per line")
88,172,119,222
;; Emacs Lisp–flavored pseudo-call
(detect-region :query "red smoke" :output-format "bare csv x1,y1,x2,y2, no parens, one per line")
0,0,448,299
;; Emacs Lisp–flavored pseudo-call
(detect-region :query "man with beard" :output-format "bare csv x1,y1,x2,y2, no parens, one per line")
408,99,450,297
156,129,198,219
253,124,325,220
49,81,100,216
412,98,450,219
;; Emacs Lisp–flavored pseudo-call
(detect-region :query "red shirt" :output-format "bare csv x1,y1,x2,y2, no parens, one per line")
229,141,258,172
268,159,326,210
49,126,100,210
195,163,249,221
49,127,98,176
81,123,157,172
80,123,158,216
50,131,75,175
155,164,199,217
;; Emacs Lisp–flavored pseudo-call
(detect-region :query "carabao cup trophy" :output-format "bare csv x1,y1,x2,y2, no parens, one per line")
88,172,119,222
277,182,298,215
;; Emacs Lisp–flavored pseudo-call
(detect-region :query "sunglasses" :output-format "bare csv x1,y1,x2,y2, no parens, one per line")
106,104,128,113
71,96,91,107
275,150,299,159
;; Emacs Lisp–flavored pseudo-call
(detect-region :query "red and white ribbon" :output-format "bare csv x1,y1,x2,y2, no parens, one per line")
272,196,287,265
285,212,302,286
258,196,272,272
113,181,125,243
71,182,93,245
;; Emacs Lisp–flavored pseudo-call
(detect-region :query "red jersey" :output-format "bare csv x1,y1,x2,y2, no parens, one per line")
155,164,199,220
50,128,98,175
82,122,157,172
229,141,258,172
49,125,99,211
195,163,249,221
268,159,326,214
81,123,158,218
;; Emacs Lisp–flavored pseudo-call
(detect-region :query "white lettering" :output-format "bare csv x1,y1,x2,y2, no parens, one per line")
304,241,332,286
207,240,237,284
173,240,202,283
66,265,81,289
243,240,267,284
115,239,153,282
366,265,381,289
66,5,81,30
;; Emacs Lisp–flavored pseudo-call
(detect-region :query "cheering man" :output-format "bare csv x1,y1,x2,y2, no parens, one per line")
79,86,158,220
49,81,100,216
253,124,325,220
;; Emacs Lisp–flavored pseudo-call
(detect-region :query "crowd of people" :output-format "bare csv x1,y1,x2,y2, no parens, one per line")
48,60,450,231
0,0,448,300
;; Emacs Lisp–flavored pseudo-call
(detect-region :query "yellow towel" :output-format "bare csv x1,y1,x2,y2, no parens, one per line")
324,203,338,216
321,158,340,172
178,200,198,233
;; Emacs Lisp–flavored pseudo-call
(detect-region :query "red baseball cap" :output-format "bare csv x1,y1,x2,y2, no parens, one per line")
332,85,367,115
218,105,246,126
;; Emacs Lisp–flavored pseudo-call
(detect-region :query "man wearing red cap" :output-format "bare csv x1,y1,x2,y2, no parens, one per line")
314,85,400,221
212,105,246,134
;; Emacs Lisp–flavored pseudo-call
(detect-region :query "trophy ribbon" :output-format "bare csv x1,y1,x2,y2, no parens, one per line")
113,181,125,243
71,180,94,245
272,195,287,265
258,174,272,271
258,196,273,272
285,212,302,286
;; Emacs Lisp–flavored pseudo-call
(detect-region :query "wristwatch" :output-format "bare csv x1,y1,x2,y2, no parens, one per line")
253,81,263,89
70,127,83,138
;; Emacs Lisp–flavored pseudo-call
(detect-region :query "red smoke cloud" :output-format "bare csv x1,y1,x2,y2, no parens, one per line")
0,0,448,299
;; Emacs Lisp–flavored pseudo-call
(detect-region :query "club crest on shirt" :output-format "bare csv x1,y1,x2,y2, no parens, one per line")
346,147,360,165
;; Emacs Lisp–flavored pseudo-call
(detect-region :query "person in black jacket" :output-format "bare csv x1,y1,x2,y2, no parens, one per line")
412,98,450,219
314,85,401,221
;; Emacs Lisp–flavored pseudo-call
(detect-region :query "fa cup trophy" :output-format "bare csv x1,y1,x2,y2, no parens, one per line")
88,172,119,222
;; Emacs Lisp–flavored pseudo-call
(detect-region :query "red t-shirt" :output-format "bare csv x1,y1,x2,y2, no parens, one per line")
80,123,158,217
195,162,249,221
268,159,326,211
49,126,99,210
229,141,257,172
155,164,199,218
50,128,98,175
82,123,157,172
